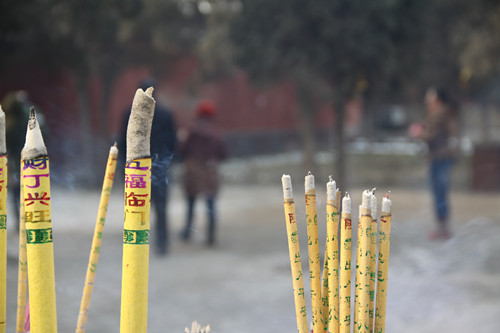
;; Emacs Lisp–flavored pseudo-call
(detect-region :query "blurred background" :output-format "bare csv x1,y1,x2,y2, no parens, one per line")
0,0,499,189
1,0,500,332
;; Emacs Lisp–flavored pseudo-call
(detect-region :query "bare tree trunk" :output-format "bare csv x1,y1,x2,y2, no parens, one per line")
334,99,346,190
297,85,318,174
99,75,114,139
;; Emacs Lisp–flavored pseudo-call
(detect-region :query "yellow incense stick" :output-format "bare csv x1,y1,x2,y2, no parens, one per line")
0,107,6,333
282,175,308,333
368,191,378,332
321,247,329,333
76,144,118,333
374,194,392,333
0,154,6,333
326,179,339,333
16,170,27,333
305,173,322,333
21,108,57,332
339,194,352,333
354,190,371,333
121,87,155,333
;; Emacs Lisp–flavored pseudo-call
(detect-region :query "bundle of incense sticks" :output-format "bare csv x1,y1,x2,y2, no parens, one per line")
281,173,393,333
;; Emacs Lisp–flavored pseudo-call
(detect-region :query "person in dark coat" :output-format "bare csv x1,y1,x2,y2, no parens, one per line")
118,78,176,255
410,87,459,239
179,101,228,246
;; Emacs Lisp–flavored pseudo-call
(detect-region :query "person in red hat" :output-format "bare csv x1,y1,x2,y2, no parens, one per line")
179,100,228,246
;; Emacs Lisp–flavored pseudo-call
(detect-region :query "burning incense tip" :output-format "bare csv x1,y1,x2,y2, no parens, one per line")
126,87,156,162
0,105,5,154
305,173,315,192
381,195,392,213
361,189,372,209
342,193,352,214
109,144,119,158
282,174,293,200
327,177,337,201
21,107,47,160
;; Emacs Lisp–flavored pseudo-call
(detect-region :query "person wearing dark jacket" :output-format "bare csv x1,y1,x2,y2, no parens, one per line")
118,78,176,255
410,87,459,239
179,101,228,246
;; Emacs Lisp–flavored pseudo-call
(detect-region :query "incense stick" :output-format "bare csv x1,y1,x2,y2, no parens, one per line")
374,194,392,333
21,107,57,332
15,168,27,333
354,190,372,333
305,173,322,333
368,190,378,332
76,144,118,333
326,177,339,333
121,87,155,333
339,193,352,333
0,106,6,332
282,175,308,333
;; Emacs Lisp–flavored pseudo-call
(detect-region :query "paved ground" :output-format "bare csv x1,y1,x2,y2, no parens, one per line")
5,180,500,332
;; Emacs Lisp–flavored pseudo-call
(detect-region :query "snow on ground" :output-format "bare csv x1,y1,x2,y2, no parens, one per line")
5,181,500,332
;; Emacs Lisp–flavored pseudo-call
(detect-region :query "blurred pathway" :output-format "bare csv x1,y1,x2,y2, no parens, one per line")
5,184,500,332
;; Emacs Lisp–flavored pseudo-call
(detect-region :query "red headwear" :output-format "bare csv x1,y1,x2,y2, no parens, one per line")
196,100,216,118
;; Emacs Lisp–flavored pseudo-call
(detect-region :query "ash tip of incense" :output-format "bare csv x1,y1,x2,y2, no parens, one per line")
126,87,156,161
281,174,293,199
342,193,352,213
22,107,47,160
0,105,5,154
327,176,337,200
382,193,392,213
361,189,372,209
109,143,119,157
305,172,315,192
28,106,36,129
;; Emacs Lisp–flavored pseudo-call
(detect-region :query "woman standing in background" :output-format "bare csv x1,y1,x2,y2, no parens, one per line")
410,87,460,240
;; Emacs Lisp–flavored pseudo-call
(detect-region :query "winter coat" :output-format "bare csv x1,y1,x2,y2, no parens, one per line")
179,118,227,196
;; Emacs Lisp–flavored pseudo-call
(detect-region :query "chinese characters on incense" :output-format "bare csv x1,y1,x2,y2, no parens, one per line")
76,144,118,333
281,173,393,333
21,108,58,332
121,87,155,333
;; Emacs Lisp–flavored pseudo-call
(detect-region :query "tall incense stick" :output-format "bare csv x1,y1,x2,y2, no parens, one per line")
374,193,392,333
305,172,322,333
0,106,6,333
368,190,378,332
120,87,155,333
282,175,308,333
326,177,339,333
21,107,57,332
15,169,27,333
339,193,352,333
76,144,118,333
354,190,371,333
